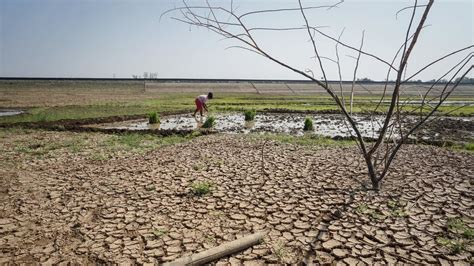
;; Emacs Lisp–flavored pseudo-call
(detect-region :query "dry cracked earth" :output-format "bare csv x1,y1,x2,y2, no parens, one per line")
0,129,473,265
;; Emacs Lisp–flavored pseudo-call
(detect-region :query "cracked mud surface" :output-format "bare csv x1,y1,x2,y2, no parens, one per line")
0,130,472,265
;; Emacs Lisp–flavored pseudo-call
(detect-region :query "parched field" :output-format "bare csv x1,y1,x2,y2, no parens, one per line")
0,80,473,264
0,129,473,264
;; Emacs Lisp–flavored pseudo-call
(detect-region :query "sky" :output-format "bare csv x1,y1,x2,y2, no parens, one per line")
0,0,472,80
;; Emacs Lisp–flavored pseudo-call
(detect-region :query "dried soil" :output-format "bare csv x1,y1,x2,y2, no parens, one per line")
0,131,472,264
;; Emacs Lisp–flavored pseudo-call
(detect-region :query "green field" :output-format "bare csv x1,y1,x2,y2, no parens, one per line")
0,80,472,124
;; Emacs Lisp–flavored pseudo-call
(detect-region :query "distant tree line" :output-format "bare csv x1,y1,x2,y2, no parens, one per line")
132,72,158,79
356,77,474,84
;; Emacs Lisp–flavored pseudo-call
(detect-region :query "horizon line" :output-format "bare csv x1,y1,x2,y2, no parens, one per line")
1,77,467,84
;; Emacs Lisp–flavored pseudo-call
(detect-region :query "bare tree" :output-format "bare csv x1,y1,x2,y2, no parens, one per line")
164,0,472,190
149,72,159,79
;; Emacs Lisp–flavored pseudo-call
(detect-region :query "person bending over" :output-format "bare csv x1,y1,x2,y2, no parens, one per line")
194,92,213,117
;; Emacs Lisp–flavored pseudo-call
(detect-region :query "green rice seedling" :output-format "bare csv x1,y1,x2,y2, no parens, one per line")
244,110,256,121
148,112,159,124
202,116,216,128
303,117,314,131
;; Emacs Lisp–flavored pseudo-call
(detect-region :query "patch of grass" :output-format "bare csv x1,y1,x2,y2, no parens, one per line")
0,127,20,137
387,200,398,210
463,142,474,151
450,141,474,153
447,217,473,239
191,181,213,196
356,203,385,219
387,200,408,217
174,169,185,177
192,164,204,171
303,117,314,131
202,116,216,128
369,211,386,220
89,153,109,161
15,144,45,156
148,112,159,124
14,138,84,157
272,241,288,262
391,209,408,217
116,133,144,147
437,237,466,254
152,228,167,238
356,203,370,214
463,228,474,239
447,217,466,231
244,110,256,121
437,217,473,254
204,235,217,245
145,185,156,191
1,89,472,124
63,139,85,153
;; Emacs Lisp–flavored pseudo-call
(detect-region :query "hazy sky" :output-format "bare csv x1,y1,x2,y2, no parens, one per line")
0,0,472,80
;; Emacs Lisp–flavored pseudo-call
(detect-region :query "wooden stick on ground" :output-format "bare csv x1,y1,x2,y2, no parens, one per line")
165,231,267,266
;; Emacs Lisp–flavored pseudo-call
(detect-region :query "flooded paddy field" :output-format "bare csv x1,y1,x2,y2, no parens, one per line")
86,113,384,137
85,112,474,144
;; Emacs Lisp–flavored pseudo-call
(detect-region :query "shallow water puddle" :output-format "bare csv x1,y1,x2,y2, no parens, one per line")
87,113,389,138
0,110,24,117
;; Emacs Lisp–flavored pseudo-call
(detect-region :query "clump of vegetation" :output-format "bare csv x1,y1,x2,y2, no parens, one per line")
244,110,256,121
437,237,466,254
464,142,474,151
303,117,314,131
436,217,473,254
202,116,216,128
356,203,370,214
148,112,159,124
447,217,473,238
89,153,108,161
191,181,213,196
356,203,385,220
145,185,156,191
272,241,289,262
152,228,167,238
387,200,408,217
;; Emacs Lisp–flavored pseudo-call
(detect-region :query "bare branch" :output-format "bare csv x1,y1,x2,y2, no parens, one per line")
248,26,329,32
225,45,264,57
350,30,365,115
396,4,428,19
378,63,472,182
238,0,344,19
373,24,431,114
332,28,345,109
319,56,337,64
400,0,418,70
369,0,434,156
403,46,474,83
311,27,397,71
299,0,329,89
